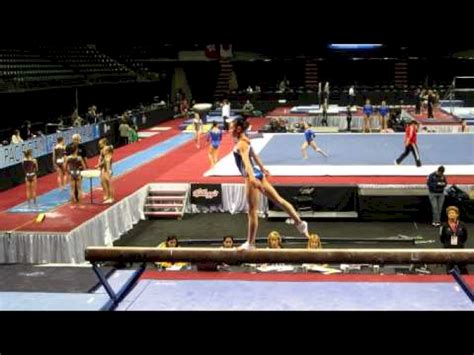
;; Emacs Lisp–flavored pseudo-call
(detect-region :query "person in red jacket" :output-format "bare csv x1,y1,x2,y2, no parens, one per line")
394,120,422,167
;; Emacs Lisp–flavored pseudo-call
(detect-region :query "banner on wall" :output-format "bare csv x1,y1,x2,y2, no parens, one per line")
0,124,100,169
220,44,233,58
204,44,233,59
190,184,222,206
204,44,219,59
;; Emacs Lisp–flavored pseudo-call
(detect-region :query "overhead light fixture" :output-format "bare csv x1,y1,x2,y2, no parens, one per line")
329,44,382,49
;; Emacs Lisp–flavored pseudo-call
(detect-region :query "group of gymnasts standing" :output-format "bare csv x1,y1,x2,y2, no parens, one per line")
23,133,115,207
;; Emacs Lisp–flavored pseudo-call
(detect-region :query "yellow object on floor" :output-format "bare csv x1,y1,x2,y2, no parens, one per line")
183,123,212,133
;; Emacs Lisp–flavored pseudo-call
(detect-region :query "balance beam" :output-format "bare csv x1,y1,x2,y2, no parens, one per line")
85,247,474,265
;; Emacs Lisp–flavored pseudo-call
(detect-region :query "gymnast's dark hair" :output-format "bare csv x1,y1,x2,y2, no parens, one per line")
166,235,178,246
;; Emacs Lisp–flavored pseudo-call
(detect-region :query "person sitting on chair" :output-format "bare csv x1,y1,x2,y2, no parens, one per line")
156,235,189,269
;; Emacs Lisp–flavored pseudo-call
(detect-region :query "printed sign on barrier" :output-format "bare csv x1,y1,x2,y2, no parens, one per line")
0,124,100,169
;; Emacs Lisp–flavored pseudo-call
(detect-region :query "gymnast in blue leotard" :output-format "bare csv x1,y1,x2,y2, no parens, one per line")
363,98,373,133
207,121,223,167
233,144,264,180
231,119,310,250
378,100,390,132
301,121,328,159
